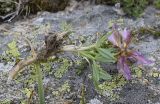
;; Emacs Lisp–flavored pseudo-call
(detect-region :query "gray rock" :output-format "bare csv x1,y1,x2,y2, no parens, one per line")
88,98,103,104
0,4,160,104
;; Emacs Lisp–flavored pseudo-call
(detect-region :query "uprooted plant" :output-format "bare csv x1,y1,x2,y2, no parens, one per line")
7,25,152,103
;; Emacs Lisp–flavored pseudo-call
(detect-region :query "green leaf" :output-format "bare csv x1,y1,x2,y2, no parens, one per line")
97,48,116,61
95,54,115,63
96,35,107,47
99,68,112,80
92,61,100,89
92,61,100,80
92,61,112,89
79,51,95,60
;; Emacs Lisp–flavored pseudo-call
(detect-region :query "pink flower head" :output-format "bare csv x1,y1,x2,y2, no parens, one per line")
108,25,152,80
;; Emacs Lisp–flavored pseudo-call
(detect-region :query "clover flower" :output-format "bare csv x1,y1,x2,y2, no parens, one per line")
108,25,152,80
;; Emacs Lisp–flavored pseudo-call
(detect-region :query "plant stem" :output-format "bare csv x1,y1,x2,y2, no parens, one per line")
62,44,96,52
80,83,86,104
36,63,45,104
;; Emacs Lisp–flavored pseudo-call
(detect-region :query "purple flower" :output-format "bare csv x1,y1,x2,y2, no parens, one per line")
117,56,131,80
108,26,152,80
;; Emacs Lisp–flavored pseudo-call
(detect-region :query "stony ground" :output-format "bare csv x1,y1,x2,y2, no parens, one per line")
0,5,160,104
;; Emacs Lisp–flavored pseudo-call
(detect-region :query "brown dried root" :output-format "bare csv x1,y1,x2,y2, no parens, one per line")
7,31,71,82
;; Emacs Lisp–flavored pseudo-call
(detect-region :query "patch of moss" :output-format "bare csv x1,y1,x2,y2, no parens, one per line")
41,62,52,75
133,67,142,78
22,88,33,99
59,81,71,92
60,21,73,32
52,81,71,96
0,99,11,104
149,71,160,78
108,18,124,28
0,54,12,62
154,0,160,9
98,75,127,101
132,27,160,39
95,0,149,17
6,40,20,58
15,64,37,85
121,0,148,17
54,58,71,78
31,23,51,36
15,57,53,84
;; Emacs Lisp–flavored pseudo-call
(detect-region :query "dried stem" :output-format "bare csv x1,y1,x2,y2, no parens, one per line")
7,57,37,82
7,37,38,82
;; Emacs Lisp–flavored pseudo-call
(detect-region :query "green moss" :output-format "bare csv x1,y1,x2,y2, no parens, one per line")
99,75,126,90
52,81,70,96
6,40,20,58
22,88,33,99
59,81,70,92
154,0,160,9
134,27,160,37
121,0,148,17
31,23,51,36
54,58,71,78
0,40,20,63
20,100,27,104
98,75,127,101
0,54,12,62
96,0,149,17
41,62,52,75
108,18,124,28
60,21,73,32
133,67,142,78
0,99,11,104
149,71,160,78
15,64,37,85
